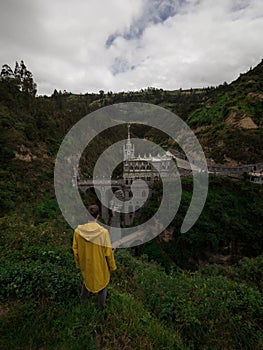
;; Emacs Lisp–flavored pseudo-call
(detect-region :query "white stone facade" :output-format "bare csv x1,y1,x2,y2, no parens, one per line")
123,124,173,185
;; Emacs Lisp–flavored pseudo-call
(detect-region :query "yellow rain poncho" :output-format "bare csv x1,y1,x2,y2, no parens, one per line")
72,222,117,293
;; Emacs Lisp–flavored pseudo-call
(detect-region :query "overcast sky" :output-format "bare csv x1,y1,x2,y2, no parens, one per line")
0,0,262,96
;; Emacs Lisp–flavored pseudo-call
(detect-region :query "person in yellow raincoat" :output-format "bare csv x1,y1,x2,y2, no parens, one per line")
72,204,117,309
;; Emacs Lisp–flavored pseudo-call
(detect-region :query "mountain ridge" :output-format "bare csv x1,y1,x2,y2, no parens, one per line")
0,59,262,215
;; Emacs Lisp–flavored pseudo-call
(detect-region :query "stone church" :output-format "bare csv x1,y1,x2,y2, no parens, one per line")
109,124,173,225
123,124,172,185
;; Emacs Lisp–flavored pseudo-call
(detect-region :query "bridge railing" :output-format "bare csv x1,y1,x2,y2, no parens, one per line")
78,179,124,186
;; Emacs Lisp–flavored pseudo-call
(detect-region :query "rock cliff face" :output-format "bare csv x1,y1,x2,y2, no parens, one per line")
225,110,258,129
159,226,174,242
247,92,263,101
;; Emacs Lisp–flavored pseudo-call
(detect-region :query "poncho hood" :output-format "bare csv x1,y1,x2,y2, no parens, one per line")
76,222,108,245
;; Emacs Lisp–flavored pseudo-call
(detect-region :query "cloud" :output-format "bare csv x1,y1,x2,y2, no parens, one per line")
106,0,183,46
0,0,262,95
106,0,263,89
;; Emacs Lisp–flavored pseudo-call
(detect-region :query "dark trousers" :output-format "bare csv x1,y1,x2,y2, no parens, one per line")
80,282,107,309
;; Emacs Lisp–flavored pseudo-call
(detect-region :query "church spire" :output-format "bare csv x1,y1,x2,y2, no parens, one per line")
128,123,131,142
126,123,132,148
123,123,135,161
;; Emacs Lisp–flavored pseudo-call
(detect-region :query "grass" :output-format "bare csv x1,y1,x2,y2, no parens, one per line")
0,222,263,349
0,288,184,350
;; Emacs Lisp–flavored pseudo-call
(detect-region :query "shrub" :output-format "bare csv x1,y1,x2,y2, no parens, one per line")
0,260,80,302
115,250,263,350
201,254,263,293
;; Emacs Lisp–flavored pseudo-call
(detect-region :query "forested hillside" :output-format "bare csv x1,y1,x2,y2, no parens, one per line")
0,60,262,349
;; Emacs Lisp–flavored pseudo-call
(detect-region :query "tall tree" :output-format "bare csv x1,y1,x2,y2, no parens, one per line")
0,64,14,80
0,61,37,96
22,68,37,96
19,60,37,96
14,61,22,89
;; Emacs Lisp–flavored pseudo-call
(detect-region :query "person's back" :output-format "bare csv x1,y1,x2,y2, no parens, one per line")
72,204,117,308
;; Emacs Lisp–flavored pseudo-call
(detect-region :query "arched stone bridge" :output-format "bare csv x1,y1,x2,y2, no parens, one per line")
78,179,125,224
77,152,263,224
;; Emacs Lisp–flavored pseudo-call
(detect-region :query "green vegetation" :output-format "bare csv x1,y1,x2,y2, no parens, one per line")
0,60,262,349
137,176,263,271
1,231,262,349
186,61,263,163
